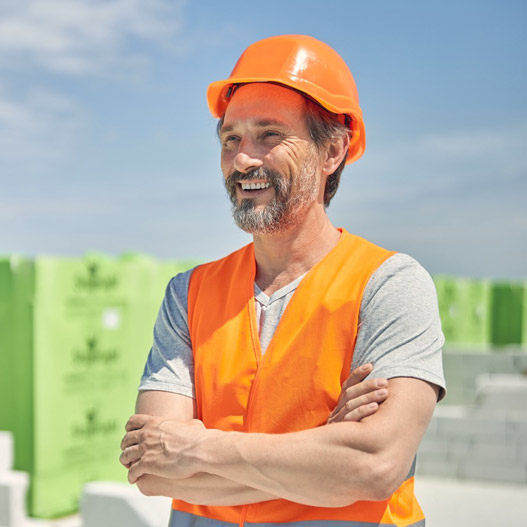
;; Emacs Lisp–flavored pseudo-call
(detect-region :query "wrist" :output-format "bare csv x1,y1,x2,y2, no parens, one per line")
195,428,239,477
156,420,212,477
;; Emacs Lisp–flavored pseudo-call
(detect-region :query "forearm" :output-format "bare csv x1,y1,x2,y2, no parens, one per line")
193,422,389,507
136,472,278,505
186,379,438,507
124,379,438,508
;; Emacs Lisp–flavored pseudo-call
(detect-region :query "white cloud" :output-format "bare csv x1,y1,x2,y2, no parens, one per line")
0,0,187,174
0,0,184,76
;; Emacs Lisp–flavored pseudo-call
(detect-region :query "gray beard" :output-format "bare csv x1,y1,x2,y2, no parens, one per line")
224,161,319,235
232,195,289,235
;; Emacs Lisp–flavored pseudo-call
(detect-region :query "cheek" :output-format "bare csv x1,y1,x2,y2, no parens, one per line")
279,140,318,171
220,153,233,177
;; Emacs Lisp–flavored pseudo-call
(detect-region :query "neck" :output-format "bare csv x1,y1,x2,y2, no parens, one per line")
252,209,341,296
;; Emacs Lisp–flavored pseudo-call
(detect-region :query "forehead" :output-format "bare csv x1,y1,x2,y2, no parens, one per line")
222,83,306,129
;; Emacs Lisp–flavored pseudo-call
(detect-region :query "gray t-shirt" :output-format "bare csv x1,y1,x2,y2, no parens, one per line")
139,253,446,400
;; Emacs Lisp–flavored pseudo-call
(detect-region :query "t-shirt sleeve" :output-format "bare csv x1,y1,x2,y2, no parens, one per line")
138,269,196,399
351,253,446,400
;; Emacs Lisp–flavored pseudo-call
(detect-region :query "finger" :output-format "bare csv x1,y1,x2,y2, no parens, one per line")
330,379,388,422
120,445,142,468
342,403,379,422
119,446,141,466
125,414,149,432
328,401,379,424
341,363,373,391
128,461,144,484
332,386,388,422
120,429,141,451
347,386,388,412
330,377,388,419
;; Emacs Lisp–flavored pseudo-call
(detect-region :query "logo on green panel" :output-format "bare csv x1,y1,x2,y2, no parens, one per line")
73,336,119,366
72,409,118,439
75,262,118,291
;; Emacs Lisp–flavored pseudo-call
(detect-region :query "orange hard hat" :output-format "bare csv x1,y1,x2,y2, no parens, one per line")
207,34,366,164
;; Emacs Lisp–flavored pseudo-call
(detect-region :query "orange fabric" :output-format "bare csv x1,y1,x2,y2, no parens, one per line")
172,229,424,525
207,35,366,165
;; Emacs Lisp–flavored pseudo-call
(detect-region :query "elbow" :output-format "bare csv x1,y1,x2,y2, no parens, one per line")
336,454,405,505
359,454,407,502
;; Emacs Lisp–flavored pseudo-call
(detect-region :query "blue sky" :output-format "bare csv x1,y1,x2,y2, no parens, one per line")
1,0,525,277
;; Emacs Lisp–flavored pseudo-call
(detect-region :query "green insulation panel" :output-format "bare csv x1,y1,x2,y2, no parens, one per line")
490,282,525,346
0,254,201,518
434,276,492,347
29,255,153,517
0,257,35,475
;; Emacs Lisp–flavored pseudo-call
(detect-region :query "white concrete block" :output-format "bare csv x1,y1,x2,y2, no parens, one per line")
467,439,520,463
22,514,81,526
437,414,508,441
20,517,51,526
447,439,474,458
81,482,171,527
0,470,29,527
0,432,14,472
418,439,451,457
487,352,518,374
475,374,527,413
508,418,527,437
517,440,527,463
421,417,439,439
415,458,459,479
459,459,527,484
512,353,527,373
438,386,466,406
415,475,527,527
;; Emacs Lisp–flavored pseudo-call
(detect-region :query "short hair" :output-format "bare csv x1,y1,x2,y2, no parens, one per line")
302,98,350,207
216,86,350,207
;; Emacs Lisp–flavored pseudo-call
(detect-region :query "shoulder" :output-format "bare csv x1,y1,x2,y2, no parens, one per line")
355,253,446,400
362,253,437,311
164,268,195,317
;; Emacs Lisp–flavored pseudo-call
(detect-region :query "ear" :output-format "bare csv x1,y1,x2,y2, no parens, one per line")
321,133,349,176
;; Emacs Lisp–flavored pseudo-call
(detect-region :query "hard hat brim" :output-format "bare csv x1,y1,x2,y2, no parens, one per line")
207,77,365,165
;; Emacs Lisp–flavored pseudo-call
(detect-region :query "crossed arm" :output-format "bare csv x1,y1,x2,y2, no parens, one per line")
120,365,439,507
121,390,274,505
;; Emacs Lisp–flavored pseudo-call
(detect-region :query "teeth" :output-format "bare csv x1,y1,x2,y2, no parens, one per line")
241,182,271,190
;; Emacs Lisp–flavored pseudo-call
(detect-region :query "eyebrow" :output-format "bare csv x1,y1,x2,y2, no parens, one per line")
220,119,288,134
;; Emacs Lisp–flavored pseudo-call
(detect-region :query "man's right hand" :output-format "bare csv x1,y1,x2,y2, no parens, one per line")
327,363,388,424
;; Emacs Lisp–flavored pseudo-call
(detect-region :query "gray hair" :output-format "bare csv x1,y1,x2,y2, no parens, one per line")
303,98,350,207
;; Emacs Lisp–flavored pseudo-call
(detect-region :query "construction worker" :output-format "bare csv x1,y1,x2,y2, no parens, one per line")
120,35,445,526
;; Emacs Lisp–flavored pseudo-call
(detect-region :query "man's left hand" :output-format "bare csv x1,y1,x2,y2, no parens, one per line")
327,363,388,424
119,414,206,483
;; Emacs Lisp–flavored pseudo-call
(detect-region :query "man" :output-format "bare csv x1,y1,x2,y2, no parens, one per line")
120,35,445,527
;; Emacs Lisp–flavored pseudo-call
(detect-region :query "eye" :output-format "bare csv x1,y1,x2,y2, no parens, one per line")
222,135,240,147
261,130,282,140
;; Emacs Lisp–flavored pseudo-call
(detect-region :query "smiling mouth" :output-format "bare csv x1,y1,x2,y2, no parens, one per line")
239,181,271,191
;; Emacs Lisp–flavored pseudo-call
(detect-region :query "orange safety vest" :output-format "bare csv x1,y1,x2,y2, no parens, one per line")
172,229,425,526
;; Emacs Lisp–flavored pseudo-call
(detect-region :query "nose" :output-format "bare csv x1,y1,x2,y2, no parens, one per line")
233,139,263,174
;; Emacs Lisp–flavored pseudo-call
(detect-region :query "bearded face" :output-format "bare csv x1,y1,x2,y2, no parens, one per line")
224,152,320,235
